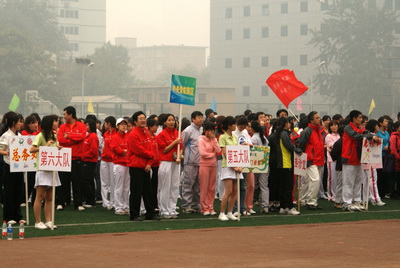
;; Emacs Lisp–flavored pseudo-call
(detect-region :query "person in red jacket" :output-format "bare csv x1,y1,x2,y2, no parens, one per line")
56,106,87,211
127,111,158,221
390,121,400,198
341,110,378,211
81,119,99,208
110,118,130,215
100,116,117,210
297,111,325,210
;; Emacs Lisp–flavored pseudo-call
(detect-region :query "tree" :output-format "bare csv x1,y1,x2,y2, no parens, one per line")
309,0,400,113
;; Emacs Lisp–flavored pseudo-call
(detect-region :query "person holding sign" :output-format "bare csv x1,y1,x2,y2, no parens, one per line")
218,116,243,221
29,115,62,229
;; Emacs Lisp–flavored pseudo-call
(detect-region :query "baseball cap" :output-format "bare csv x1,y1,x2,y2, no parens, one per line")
116,118,128,125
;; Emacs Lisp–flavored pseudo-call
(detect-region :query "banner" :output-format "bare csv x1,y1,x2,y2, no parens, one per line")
361,138,382,164
38,147,72,172
9,136,37,172
294,153,308,177
242,146,270,173
226,145,251,168
170,74,196,106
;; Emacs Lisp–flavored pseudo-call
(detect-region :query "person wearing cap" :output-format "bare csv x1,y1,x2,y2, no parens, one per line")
127,111,157,221
110,118,130,215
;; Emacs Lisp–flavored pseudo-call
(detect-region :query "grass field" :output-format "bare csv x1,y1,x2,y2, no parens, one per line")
5,197,400,239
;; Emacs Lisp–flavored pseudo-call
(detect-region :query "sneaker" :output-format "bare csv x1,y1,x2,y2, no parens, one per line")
35,222,48,230
20,203,26,207
233,212,241,217
77,206,85,211
203,211,211,216
56,205,64,211
173,211,180,216
334,203,342,209
279,208,288,215
83,204,93,208
45,221,57,229
354,204,367,212
260,208,269,214
242,211,251,216
218,213,229,221
249,209,256,214
227,213,238,221
107,205,114,210
320,194,328,200
7,220,17,225
115,210,127,215
182,208,195,214
210,211,217,216
343,205,358,212
376,200,386,206
287,208,300,215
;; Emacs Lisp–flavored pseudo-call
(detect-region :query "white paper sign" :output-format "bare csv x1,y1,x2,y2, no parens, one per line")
226,145,251,167
9,136,37,172
361,137,382,164
294,152,308,177
38,147,72,172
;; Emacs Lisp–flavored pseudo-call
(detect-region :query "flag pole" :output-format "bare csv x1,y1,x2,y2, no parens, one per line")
24,172,29,225
288,108,300,122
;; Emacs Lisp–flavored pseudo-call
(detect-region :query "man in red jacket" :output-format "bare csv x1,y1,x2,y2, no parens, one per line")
127,111,158,221
298,111,325,210
57,106,87,211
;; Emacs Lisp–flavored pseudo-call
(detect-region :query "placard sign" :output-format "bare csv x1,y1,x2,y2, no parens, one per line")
9,136,37,172
294,152,308,177
226,145,251,167
242,146,270,173
361,137,382,164
38,147,72,172
169,74,196,106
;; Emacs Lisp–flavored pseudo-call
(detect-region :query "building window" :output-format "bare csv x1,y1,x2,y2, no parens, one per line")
199,93,206,103
261,86,269,96
300,1,308,12
262,4,269,16
281,3,288,14
280,56,288,66
261,56,268,67
60,9,65,17
243,57,250,68
243,86,250,97
243,28,250,39
243,6,250,17
281,26,288,37
225,29,232,40
225,7,232,19
160,93,168,102
261,27,269,38
300,24,308,35
225,58,232,68
64,26,79,35
300,55,308,65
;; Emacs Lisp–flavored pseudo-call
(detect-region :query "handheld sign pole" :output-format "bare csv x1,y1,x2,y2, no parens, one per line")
51,171,56,230
237,172,240,221
297,175,301,212
24,172,29,225
177,104,183,183
294,152,308,212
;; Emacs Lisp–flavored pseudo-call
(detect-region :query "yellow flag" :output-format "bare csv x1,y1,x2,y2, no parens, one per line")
8,93,20,112
87,98,95,114
368,99,376,115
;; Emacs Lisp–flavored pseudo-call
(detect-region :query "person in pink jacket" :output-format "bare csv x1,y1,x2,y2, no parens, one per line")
198,121,221,216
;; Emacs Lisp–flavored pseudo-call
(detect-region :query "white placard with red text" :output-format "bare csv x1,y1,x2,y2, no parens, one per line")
38,147,72,172
226,145,251,167
294,153,308,177
361,137,382,164
9,136,37,172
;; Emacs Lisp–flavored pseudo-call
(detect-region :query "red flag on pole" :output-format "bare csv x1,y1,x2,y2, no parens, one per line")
266,69,308,108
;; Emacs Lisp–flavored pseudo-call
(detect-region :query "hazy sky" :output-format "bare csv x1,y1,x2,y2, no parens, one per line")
106,1,210,47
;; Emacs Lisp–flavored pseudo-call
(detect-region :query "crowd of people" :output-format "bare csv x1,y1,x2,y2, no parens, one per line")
0,106,399,228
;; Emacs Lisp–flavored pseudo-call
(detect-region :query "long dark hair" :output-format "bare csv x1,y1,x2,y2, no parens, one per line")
24,115,38,134
0,112,20,136
250,121,266,145
85,119,97,133
275,117,290,144
40,115,58,142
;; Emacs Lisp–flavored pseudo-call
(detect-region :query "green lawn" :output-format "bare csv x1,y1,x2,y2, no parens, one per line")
6,198,400,239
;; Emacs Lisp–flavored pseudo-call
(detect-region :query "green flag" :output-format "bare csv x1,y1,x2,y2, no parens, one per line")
8,93,20,112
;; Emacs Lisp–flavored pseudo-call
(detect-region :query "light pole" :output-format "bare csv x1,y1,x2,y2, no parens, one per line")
79,61,94,117
311,61,326,111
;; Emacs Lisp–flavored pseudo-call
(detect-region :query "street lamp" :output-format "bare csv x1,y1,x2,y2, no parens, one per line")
311,61,326,111
76,58,94,117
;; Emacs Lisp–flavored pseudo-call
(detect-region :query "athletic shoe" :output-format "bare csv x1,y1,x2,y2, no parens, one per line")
233,212,241,217
20,203,26,207
83,204,93,208
343,205,357,212
376,201,386,206
320,194,328,200
182,208,195,214
203,211,211,216
210,211,217,216
287,208,300,215
260,208,269,214
242,211,251,216
77,206,85,211
218,213,229,221
227,213,238,221
45,221,57,229
354,204,367,212
334,203,342,209
106,205,113,210
56,205,64,211
249,209,256,214
34,222,48,230
279,208,288,215
115,210,127,215
173,211,180,216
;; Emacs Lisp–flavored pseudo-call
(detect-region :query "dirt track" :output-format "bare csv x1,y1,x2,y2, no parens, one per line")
3,220,400,267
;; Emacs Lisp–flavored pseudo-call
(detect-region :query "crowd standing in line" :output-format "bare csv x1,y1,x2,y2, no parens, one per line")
0,106,400,228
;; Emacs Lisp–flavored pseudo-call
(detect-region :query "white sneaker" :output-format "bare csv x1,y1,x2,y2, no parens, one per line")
249,209,256,214
83,204,93,208
279,208,288,215
45,221,57,229
56,205,63,211
233,212,241,217
115,210,127,215
210,211,217,216
353,203,367,212
218,213,229,221
261,208,269,214
35,222,48,230
20,203,26,207
376,201,386,206
287,208,300,215
78,206,85,211
203,211,211,216
227,213,238,221
242,211,251,216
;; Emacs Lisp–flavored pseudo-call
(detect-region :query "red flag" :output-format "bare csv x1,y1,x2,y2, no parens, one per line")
296,97,303,111
266,69,308,108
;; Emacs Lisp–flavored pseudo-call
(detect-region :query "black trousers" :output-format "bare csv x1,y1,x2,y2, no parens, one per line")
268,166,280,202
129,167,154,219
2,164,24,222
278,168,294,209
81,161,97,206
56,159,82,208
151,166,159,209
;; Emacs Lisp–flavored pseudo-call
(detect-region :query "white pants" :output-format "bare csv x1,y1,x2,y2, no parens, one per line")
362,167,382,203
301,165,323,206
254,172,269,209
158,161,180,216
327,161,337,201
113,164,130,212
335,171,343,204
100,161,115,208
216,159,224,200
342,164,363,207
